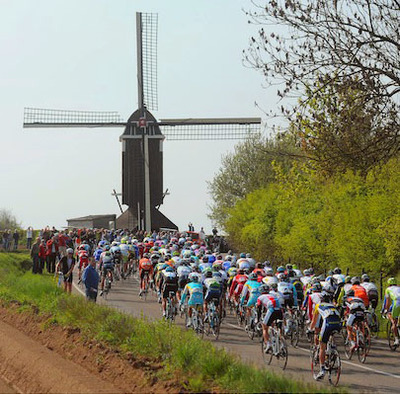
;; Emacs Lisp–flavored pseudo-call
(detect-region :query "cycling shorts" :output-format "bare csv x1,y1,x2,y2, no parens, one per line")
369,295,378,310
188,292,204,307
263,309,283,327
319,319,341,344
346,311,365,327
205,289,221,303
178,276,189,291
140,270,151,280
102,264,114,275
162,283,178,299
63,273,73,284
389,302,400,319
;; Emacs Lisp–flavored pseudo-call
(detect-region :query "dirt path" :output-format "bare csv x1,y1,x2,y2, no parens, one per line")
0,306,180,393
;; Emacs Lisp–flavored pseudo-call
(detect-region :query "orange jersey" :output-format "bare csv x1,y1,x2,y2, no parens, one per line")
139,258,153,272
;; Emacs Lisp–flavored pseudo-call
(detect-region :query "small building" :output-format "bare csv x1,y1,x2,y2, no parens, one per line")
67,214,116,230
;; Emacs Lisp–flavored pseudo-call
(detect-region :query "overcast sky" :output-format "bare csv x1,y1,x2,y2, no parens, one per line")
0,0,278,233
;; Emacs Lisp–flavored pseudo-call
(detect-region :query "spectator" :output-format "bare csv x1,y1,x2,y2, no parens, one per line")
58,231,67,257
199,227,206,241
46,235,58,273
30,237,41,274
39,239,47,272
26,226,33,249
82,258,100,302
58,248,75,293
3,230,10,250
13,229,19,250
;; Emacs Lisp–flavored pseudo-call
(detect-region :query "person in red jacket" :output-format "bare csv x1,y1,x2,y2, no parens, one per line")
39,239,47,273
46,236,59,273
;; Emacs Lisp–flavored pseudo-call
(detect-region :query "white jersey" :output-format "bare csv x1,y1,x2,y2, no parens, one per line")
301,276,312,287
361,282,378,293
177,265,192,278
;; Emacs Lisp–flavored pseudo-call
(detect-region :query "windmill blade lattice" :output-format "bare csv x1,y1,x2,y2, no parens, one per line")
141,13,158,111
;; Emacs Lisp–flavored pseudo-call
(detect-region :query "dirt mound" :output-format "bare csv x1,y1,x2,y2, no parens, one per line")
0,305,183,393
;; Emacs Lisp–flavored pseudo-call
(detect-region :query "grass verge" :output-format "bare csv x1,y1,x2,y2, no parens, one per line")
0,253,338,393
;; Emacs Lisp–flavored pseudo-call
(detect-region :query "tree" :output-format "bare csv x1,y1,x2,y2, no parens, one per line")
207,133,299,229
245,0,400,160
0,209,21,230
295,76,399,175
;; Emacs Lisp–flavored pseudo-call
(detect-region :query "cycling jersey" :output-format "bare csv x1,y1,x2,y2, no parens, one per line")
262,275,278,286
308,292,322,320
181,282,204,306
385,285,400,318
257,293,283,327
350,284,369,307
204,278,222,303
229,274,248,298
362,282,379,308
346,297,366,327
240,280,261,307
278,281,298,307
314,303,341,343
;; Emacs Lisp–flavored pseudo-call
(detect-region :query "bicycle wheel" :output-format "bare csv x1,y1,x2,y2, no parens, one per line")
310,345,320,380
277,336,288,370
261,339,273,365
387,320,397,351
290,320,300,348
357,331,367,363
328,350,341,386
370,313,379,339
343,329,353,360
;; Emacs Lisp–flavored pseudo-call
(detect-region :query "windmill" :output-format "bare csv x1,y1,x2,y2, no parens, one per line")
23,12,261,232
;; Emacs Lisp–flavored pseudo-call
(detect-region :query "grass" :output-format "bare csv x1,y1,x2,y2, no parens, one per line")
0,253,338,393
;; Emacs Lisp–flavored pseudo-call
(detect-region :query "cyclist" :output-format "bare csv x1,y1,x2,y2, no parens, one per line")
180,275,204,327
240,272,261,321
203,270,222,320
99,253,114,296
309,291,341,380
253,262,266,282
257,284,283,352
262,267,278,286
361,274,379,310
349,276,369,307
382,277,400,346
160,266,179,317
138,253,153,297
176,260,192,302
228,268,248,305
277,273,298,309
344,290,367,353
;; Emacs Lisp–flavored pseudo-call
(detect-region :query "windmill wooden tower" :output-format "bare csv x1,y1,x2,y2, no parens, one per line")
23,12,261,232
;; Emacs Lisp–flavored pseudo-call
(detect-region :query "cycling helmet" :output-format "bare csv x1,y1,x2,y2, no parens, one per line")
205,270,213,278
190,274,199,283
333,267,342,275
165,266,174,273
361,274,370,282
240,253,246,258
237,268,244,275
351,276,361,285
345,275,351,284
248,272,258,281
264,260,272,267
277,266,285,273
286,264,293,270
312,283,322,292
270,282,278,291
202,256,209,263
243,268,250,275
388,277,397,286
303,269,310,276
259,284,270,293
66,248,74,254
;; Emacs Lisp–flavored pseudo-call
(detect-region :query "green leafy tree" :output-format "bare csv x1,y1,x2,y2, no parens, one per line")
0,209,21,230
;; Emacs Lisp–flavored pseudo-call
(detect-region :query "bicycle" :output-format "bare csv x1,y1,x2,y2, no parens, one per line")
284,310,300,347
190,304,204,338
343,318,371,363
165,292,177,323
140,271,150,301
103,268,113,299
205,300,221,340
310,331,341,386
261,319,288,370
384,315,400,351
245,306,262,341
366,308,379,339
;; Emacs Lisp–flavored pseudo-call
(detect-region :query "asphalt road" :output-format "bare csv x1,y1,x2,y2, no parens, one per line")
73,270,400,393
